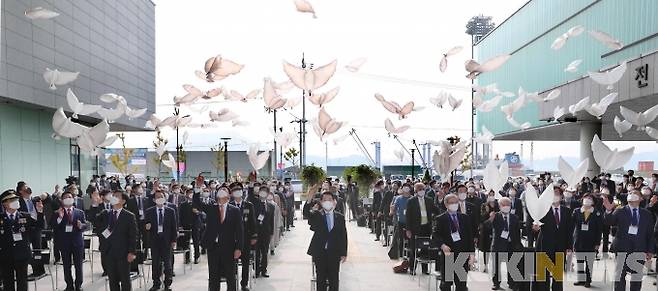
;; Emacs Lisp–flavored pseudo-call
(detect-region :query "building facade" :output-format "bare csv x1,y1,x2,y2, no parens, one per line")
474,0,658,175
0,0,156,193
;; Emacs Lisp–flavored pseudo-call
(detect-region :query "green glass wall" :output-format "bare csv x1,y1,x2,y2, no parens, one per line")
0,103,71,193
476,0,658,135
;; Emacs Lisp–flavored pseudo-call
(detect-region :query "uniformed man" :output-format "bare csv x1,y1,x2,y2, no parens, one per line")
1,189,45,291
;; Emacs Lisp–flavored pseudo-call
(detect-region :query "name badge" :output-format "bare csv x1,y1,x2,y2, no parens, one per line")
628,225,638,235
451,231,461,242
510,209,516,214
102,229,112,238
13,233,23,241
139,209,144,216
258,214,265,221
158,225,163,233
580,224,589,231
244,209,250,214
500,230,509,239
65,225,73,233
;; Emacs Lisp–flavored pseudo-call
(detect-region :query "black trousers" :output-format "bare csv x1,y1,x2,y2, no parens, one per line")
61,247,84,289
255,235,271,274
207,248,236,291
614,253,644,291
537,252,563,291
313,252,341,291
439,253,468,291
373,213,382,239
238,244,251,287
151,240,173,288
492,252,514,286
409,223,432,273
102,253,131,291
28,230,44,274
1,259,28,291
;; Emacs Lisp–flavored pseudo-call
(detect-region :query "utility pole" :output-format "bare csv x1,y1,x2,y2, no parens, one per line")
221,137,231,182
300,53,312,167
273,109,277,178
411,149,416,179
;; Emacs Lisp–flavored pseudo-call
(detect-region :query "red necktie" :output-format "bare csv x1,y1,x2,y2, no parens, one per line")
554,208,560,225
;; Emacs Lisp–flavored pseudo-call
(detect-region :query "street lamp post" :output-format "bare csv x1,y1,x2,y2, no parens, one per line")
221,137,231,182
173,107,190,182
410,149,416,179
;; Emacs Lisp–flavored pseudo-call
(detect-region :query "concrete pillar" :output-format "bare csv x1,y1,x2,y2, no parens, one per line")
579,121,602,178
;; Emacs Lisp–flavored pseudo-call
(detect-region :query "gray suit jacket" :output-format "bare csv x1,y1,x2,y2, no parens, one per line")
604,206,655,253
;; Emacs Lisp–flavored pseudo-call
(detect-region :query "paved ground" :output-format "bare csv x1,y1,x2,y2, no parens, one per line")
29,211,658,290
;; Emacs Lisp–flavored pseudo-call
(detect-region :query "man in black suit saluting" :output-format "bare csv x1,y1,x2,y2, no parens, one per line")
307,191,348,291
193,177,243,291
95,190,138,291
144,190,178,291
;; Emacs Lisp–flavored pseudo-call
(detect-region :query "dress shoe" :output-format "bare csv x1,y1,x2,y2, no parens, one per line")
164,287,172,291
573,282,584,286
194,258,199,264
64,286,74,291
374,238,380,241
584,282,591,288
148,286,160,291
270,250,275,255
491,285,500,290
261,273,270,278
291,225,295,227
241,287,250,291
101,271,107,277
75,287,84,291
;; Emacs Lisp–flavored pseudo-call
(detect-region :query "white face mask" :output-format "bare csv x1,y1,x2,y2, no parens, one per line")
109,196,120,205
564,192,573,199
104,194,112,202
467,188,475,194
582,199,593,206
447,203,459,212
63,197,75,206
201,191,210,198
402,187,411,193
155,198,166,205
500,206,511,213
266,195,274,201
627,193,640,202
9,200,20,210
487,196,495,202
416,191,425,197
321,201,334,211
553,196,562,204
641,189,651,196
509,191,517,197
259,191,268,199
232,191,242,198
217,190,229,199
458,193,467,201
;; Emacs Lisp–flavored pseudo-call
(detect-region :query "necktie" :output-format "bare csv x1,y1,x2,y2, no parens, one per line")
503,215,509,231
554,208,560,226
10,214,15,221
137,198,142,210
27,200,34,213
158,209,163,226
451,214,459,232
326,213,333,231
67,209,72,224
219,205,225,224
109,210,117,230
632,208,638,226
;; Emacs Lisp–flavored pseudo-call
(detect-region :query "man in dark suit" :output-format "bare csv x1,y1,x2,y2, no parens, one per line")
144,190,178,291
571,194,602,288
405,182,438,274
94,190,138,291
179,188,203,264
125,187,152,273
346,176,359,221
379,183,395,246
193,178,243,291
229,184,257,291
490,197,522,290
433,194,475,291
51,192,88,291
455,185,479,243
16,181,46,279
603,190,655,291
532,187,573,291
307,191,347,291
507,187,524,223
1,189,45,291
253,187,275,278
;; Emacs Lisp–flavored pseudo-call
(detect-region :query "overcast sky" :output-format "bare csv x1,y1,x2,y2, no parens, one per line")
112,0,656,170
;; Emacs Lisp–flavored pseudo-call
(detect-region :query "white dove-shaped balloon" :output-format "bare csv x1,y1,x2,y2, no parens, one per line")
528,89,560,103
588,30,623,50
99,93,126,104
568,96,590,115
524,182,555,226
247,144,270,171
345,58,367,72
98,134,119,148
25,7,59,20
557,156,589,191
294,0,317,18
430,91,449,108
440,46,463,73
483,160,509,199
155,141,167,158
76,120,110,156
226,89,261,102
209,108,239,122
447,95,463,111
263,78,287,111
331,133,350,146
195,55,243,83
97,103,126,123
162,153,177,170
476,95,502,112
500,94,527,117
553,106,566,121
282,59,337,91
584,92,617,118
506,116,531,130
313,108,343,141
619,104,658,131
308,87,340,107
432,141,466,177
645,126,658,140
591,134,634,172
52,108,87,139
285,96,302,109
613,116,633,137
551,25,585,50
145,114,177,129
564,59,583,73
384,118,409,135
393,148,405,162
182,84,223,101
43,68,79,90
375,93,415,119
465,54,511,79
473,125,494,145
588,61,626,90
66,88,102,118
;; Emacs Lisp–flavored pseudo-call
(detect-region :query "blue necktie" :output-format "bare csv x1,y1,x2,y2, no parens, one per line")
158,209,163,226
632,208,638,226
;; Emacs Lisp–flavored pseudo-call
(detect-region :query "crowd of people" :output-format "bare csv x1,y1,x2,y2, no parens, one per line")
0,174,298,291
355,170,657,291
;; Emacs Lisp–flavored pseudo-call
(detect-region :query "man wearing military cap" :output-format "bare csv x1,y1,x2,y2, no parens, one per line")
0,189,45,291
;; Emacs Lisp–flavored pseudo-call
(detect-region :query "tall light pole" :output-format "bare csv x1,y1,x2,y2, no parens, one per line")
272,109,277,178
466,15,495,175
221,137,231,182
173,107,190,182
410,149,416,179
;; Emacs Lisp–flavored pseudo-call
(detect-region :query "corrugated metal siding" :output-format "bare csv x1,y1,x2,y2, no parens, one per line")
476,0,658,135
